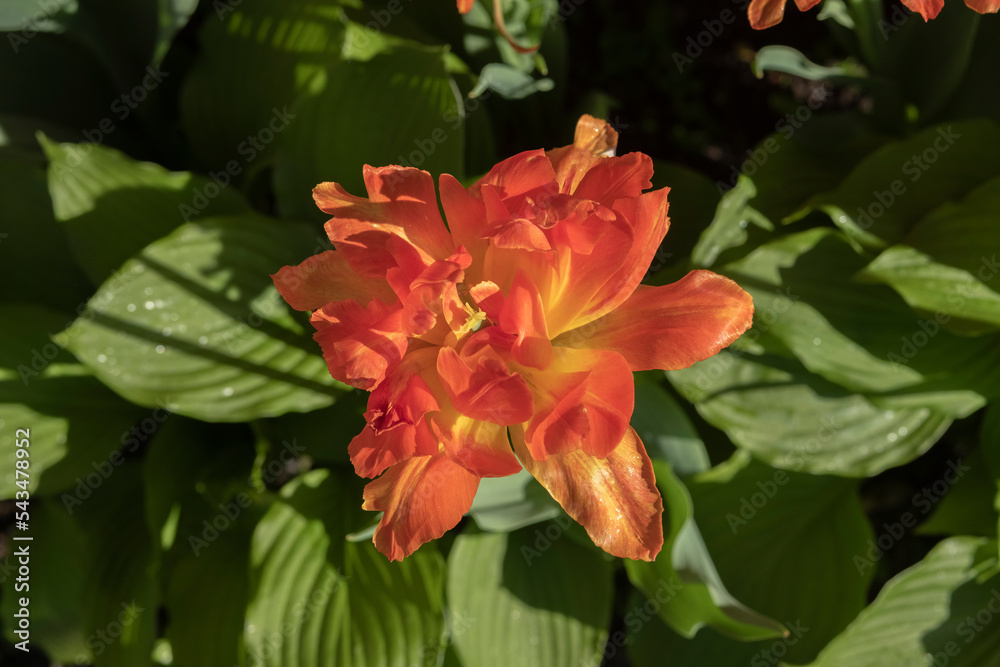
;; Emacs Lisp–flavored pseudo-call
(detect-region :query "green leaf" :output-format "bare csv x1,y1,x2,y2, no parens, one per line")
273,45,465,220
469,62,554,99
41,136,250,286
753,45,866,84
56,215,341,422
631,373,709,475
0,303,145,500
0,154,92,312
716,228,999,412
690,176,771,269
685,452,873,662
179,0,351,172
860,179,1000,334
669,347,953,477
0,0,77,32
808,119,1000,249
154,0,198,64
245,468,447,667
469,469,563,532
447,526,613,667
625,461,786,641
804,537,1000,667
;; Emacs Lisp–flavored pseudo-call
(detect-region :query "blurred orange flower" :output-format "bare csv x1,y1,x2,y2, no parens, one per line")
272,115,754,562
748,0,999,28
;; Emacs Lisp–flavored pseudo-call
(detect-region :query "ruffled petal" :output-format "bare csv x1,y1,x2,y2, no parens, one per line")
436,346,534,424
430,407,522,477
546,115,619,195
311,299,407,390
522,347,634,460
271,250,395,312
349,348,440,477
499,270,554,369
572,152,654,204
476,149,557,200
512,425,663,561
556,271,754,372
363,452,480,561
314,165,455,263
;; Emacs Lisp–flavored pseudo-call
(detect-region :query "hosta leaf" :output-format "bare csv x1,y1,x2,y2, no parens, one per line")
805,537,1000,667
625,462,786,642
41,136,249,286
447,526,613,667
245,468,446,667
56,215,341,422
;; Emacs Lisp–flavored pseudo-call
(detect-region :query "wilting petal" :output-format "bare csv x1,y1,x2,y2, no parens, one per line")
431,407,522,477
748,0,822,28
349,349,440,477
547,115,619,195
314,166,455,262
311,299,407,390
557,271,754,372
522,347,634,460
512,426,663,561
966,0,1000,13
436,346,534,424
271,250,396,312
363,452,480,561
499,270,554,369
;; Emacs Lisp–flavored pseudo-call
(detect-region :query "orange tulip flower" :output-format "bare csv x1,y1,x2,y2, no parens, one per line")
272,116,754,562
897,0,1000,21
748,0,998,28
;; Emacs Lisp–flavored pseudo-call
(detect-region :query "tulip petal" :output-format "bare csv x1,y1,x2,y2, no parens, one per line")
573,152,654,204
431,407,522,477
499,270,554,369
547,115,619,194
476,149,557,200
271,250,395,312
512,425,663,561
314,165,455,263
522,347,634,460
311,299,408,390
440,173,490,277
364,452,480,561
436,346,534,424
899,0,944,19
964,0,1000,13
557,271,754,372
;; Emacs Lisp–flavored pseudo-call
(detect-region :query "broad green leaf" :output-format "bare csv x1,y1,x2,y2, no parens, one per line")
154,0,198,64
448,526,613,667
0,304,145,500
685,452,873,662
807,119,1000,249
75,461,159,667
257,392,368,469
56,215,341,422
918,447,999,538
0,499,89,662
179,0,352,172
717,228,1000,412
0,0,77,32
805,537,1000,667
42,136,250,286
0,154,91,312
690,176,771,269
245,468,446,667
861,178,1000,334
469,469,563,532
625,462,786,641
631,373,709,475
273,45,465,220
670,347,953,477
144,417,259,667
